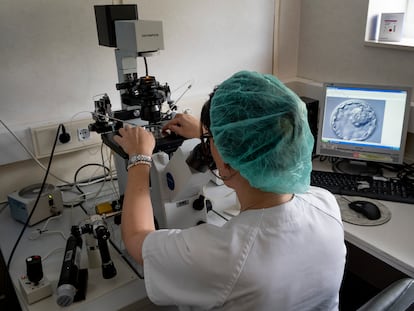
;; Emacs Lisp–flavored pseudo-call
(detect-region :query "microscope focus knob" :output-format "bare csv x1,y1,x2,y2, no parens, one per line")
193,195,205,211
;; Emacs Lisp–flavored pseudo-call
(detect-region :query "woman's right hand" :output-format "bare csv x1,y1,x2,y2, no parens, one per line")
162,113,201,139
113,125,155,157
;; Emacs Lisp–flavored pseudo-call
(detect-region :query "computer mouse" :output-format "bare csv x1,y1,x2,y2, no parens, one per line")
348,200,381,220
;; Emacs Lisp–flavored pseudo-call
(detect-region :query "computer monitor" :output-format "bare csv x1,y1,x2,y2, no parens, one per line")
316,82,411,174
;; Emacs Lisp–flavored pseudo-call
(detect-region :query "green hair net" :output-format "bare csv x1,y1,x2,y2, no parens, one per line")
210,71,314,194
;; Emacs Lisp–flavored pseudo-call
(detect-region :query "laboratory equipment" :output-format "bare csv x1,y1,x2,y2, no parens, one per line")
56,214,117,307
90,4,182,155
89,4,212,229
8,183,63,226
18,255,53,305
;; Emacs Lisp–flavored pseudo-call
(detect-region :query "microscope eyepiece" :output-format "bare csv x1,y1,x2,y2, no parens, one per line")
186,143,216,173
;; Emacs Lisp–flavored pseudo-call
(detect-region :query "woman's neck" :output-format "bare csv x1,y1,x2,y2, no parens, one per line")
224,171,293,212
237,189,293,212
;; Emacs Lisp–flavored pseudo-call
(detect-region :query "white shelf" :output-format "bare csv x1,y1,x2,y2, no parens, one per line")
364,38,414,51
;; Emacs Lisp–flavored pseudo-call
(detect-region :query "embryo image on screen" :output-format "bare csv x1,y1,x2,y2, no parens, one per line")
323,97,385,143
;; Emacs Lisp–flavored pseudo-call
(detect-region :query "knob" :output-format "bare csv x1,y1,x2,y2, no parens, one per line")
193,195,205,211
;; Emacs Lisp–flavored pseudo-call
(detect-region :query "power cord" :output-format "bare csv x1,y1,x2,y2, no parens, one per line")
69,142,119,212
74,163,111,201
28,214,68,241
6,123,62,271
58,124,71,144
0,119,71,185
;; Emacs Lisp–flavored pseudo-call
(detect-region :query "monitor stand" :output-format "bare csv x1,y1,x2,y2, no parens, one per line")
333,159,381,176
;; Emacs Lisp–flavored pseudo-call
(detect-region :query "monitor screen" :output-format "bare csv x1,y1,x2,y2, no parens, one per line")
316,82,411,166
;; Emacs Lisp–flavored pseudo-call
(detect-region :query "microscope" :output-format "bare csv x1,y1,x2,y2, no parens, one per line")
89,4,212,229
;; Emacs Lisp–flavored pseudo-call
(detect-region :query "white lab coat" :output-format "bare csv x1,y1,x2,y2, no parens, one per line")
142,187,346,311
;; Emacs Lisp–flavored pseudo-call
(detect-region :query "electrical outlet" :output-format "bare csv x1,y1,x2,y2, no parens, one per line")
31,119,101,158
77,127,91,141
19,275,52,304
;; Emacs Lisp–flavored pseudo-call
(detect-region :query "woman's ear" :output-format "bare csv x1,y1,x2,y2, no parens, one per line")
220,163,238,180
223,163,232,171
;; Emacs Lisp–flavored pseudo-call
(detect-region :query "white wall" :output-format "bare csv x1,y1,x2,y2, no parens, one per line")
0,0,274,129
297,0,414,88
278,0,414,160
0,0,275,201
278,0,414,121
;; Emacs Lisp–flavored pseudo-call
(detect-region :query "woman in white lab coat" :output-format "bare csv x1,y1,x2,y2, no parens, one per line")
114,70,346,310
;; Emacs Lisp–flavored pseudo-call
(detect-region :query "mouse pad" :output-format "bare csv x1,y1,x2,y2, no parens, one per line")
336,196,391,226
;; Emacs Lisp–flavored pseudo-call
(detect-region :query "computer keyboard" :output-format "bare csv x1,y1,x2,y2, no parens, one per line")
311,170,414,204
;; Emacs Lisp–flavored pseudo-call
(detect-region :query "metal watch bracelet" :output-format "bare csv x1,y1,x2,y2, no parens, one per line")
127,154,152,170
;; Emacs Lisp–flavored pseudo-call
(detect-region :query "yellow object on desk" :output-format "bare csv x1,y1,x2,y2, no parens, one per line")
96,202,113,215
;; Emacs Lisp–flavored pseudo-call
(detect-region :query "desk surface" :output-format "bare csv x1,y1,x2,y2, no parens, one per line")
2,165,414,310
312,160,414,278
0,181,232,311
0,185,147,311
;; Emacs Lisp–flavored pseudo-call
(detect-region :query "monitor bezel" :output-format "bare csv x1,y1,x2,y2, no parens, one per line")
316,82,412,165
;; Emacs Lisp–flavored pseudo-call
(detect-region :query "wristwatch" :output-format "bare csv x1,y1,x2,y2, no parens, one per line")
127,154,152,170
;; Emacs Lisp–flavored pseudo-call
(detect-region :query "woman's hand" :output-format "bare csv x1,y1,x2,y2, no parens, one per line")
113,125,155,157
162,113,201,138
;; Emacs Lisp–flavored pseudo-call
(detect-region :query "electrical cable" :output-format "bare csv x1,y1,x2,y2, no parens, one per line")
74,163,111,196
58,124,71,144
96,142,119,205
42,247,65,262
59,174,117,190
6,123,62,271
396,162,414,186
107,149,119,199
28,214,68,241
1,112,107,189
2,116,118,278
0,119,71,185
60,189,114,211
60,178,118,208
211,209,229,222
143,57,149,76
63,112,118,197
71,159,119,214
63,141,118,210
68,110,103,158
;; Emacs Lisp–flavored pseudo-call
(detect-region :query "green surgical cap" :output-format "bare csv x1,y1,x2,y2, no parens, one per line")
210,71,314,194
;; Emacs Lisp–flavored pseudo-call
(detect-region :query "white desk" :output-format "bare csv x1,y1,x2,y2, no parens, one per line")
2,168,414,310
312,160,414,279
0,182,230,311
0,185,148,311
